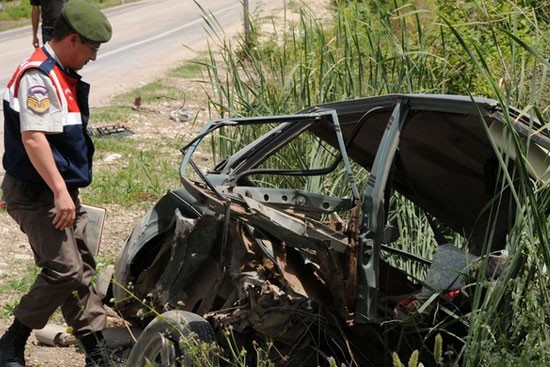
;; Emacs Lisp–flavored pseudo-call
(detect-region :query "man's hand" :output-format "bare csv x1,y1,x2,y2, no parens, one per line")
52,190,76,230
32,35,40,48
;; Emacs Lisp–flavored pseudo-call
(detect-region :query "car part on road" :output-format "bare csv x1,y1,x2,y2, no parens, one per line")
88,124,134,138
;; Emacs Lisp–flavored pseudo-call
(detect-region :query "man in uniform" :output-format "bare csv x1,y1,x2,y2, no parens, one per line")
0,0,113,366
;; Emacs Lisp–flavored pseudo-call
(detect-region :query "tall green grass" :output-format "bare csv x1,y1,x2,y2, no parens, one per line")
441,7,550,365
200,1,466,119
200,0,549,365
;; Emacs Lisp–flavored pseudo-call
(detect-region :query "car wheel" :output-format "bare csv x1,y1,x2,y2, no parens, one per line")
125,310,218,367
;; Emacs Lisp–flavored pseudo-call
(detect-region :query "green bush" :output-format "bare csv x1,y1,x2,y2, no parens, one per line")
0,0,32,22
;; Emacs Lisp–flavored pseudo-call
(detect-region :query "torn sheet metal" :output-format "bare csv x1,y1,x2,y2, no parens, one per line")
241,196,351,253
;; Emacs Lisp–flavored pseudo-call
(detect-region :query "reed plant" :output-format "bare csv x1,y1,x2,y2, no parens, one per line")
200,0,549,365
442,6,550,366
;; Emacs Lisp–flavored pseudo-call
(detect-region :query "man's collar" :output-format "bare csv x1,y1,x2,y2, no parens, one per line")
43,42,80,79
43,43,65,70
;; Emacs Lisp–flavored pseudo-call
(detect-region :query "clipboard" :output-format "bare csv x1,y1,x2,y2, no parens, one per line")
82,203,106,257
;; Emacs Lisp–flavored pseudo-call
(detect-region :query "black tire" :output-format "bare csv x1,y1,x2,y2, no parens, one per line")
126,310,219,367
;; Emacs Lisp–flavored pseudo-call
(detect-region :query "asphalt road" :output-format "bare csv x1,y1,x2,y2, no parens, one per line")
0,0,285,177
0,0,276,106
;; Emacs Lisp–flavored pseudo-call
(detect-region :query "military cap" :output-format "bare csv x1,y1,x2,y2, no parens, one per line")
62,0,112,43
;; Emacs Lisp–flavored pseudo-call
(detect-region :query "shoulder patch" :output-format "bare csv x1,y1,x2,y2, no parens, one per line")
27,85,50,114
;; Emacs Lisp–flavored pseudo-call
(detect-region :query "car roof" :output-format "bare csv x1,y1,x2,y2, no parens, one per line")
305,94,549,250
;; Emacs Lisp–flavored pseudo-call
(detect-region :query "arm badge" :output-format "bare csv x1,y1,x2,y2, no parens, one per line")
26,85,51,114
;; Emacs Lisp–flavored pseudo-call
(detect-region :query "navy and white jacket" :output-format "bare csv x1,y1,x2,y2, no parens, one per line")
3,46,94,189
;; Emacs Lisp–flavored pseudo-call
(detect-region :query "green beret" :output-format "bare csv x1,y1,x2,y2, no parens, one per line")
62,0,112,43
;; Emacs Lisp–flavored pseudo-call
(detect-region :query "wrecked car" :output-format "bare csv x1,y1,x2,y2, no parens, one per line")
110,94,549,366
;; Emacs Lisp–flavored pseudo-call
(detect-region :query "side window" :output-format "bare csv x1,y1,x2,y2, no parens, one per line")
249,130,347,196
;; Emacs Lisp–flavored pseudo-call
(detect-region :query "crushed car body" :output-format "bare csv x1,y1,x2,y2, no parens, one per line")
111,94,549,366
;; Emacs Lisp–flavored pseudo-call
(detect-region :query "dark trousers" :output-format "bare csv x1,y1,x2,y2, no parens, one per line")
1,174,106,337
42,25,54,44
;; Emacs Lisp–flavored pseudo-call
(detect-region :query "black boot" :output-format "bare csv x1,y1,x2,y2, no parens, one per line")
79,331,113,367
0,318,32,367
